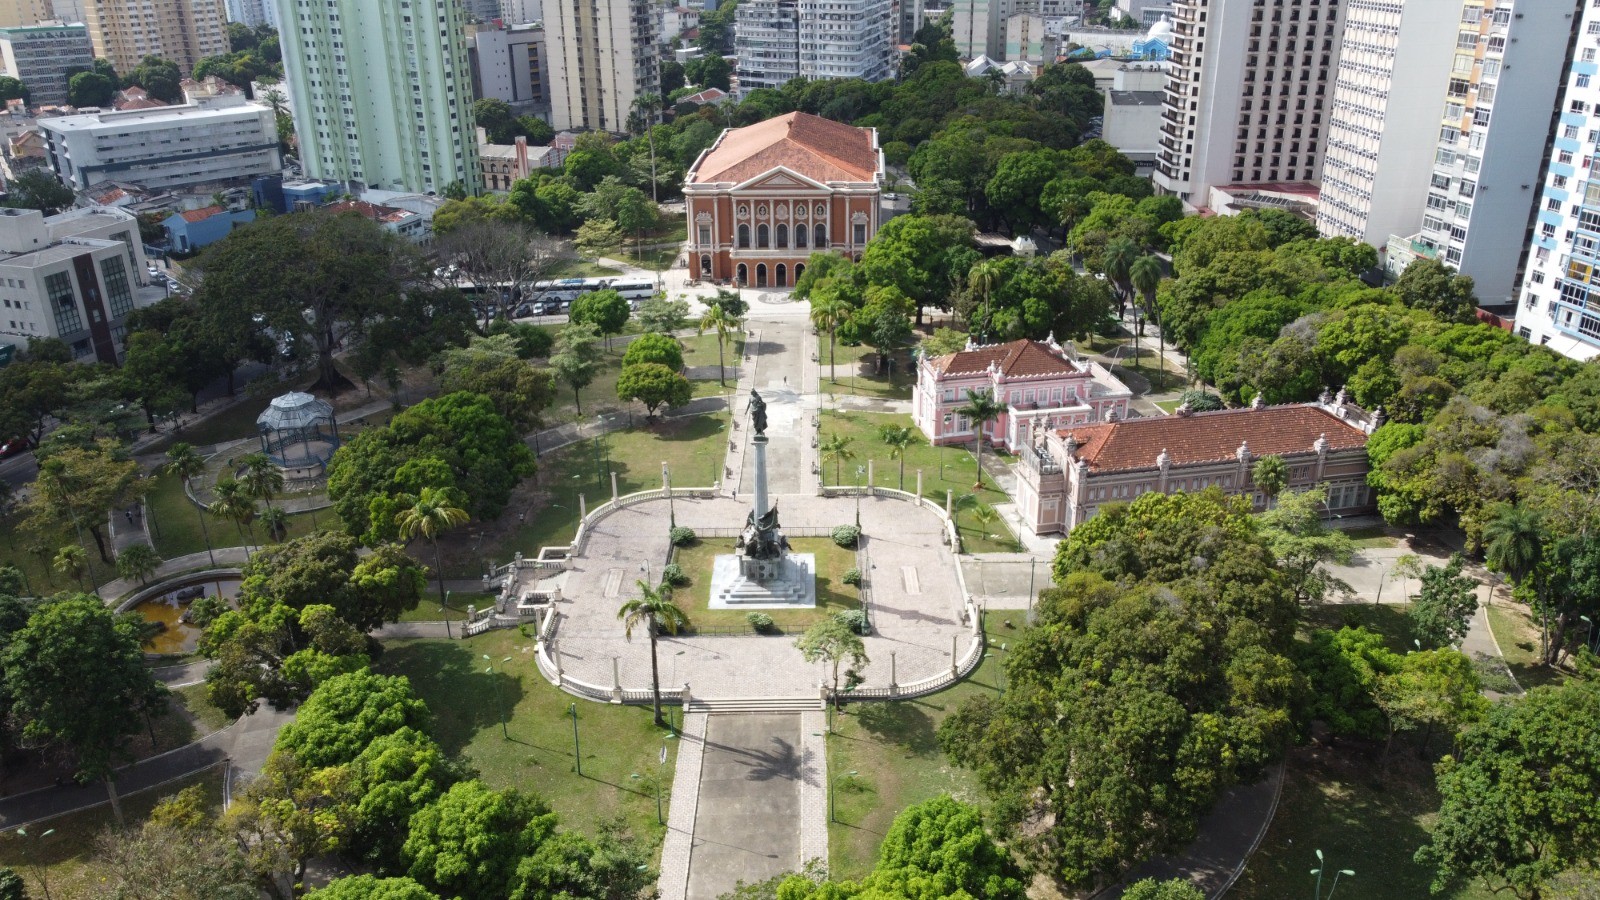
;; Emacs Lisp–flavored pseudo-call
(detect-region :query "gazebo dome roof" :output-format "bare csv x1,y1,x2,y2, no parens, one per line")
257,391,334,432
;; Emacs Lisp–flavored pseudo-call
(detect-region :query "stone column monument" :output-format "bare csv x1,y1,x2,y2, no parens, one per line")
708,390,816,607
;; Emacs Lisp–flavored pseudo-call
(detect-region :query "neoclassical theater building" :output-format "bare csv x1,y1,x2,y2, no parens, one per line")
683,111,884,288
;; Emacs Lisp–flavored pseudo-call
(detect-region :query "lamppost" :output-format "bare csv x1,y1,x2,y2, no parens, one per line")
483,654,512,739
15,826,55,900
1582,615,1595,654
568,702,582,776
1311,848,1354,899
854,465,865,527
597,416,612,480
1027,558,1037,623
443,589,453,640
830,769,859,823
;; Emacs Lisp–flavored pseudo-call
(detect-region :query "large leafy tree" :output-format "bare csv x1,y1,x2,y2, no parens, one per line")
3,596,168,822
1416,678,1600,899
403,781,559,900
1257,488,1355,605
950,490,1299,888
24,439,147,563
307,876,440,900
569,289,630,349
621,331,684,372
1408,555,1480,650
549,321,604,412
326,392,534,543
794,615,868,714
617,362,691,418
191,208,425,389
274,669,430,770
437,334,554,431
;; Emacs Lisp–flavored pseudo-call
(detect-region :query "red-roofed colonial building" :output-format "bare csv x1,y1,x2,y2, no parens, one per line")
1015,390,1381,536
913,336,1132,452
683,111,883,287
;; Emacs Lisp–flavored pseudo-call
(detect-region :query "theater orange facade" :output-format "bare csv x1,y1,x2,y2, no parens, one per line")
683,112,883,288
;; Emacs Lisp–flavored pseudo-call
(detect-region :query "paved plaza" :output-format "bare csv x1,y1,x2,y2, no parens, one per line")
550,493,973,699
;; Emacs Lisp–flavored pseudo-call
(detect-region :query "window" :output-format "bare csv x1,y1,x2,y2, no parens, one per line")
757,224,769,248
45,271,80,334
776,223,788,248
814,223,827,248
1582,75,1594,89
853,223,867,245
738,223,750,248
100,256,133,318
697,224,711,246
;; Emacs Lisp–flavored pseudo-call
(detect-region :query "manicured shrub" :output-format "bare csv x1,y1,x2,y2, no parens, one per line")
669,526,697,546
831,525,860,548
661,562,689,586
835,609,870,635
842,567,863,586
746,612,776,633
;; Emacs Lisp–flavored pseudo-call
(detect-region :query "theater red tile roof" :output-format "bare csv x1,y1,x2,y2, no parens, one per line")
932,339,1079,378
691,112,877,184
1060,404,1368,472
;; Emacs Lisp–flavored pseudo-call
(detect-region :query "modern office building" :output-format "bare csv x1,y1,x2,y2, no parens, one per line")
1389,1,1582,310
1513,0,1600,359
0,205,151,364
0,0,50,28
38,78,279,190
0,21,91,107
684,111,883,286
81,0,228,74
279,0,481,195
733,0,892,99
545,0,657,132
1316,1,1462,247
1152,0,1344,206
466,21,547,116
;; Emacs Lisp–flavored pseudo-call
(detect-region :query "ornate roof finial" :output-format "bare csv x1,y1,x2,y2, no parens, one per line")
1157,448,1171,469
1236,440,1250,462
1314,433,1328,454
1251,392,1265,410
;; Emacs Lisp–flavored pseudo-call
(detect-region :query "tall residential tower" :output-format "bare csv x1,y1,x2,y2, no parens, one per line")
82,0,228,73
279,0,480,194
1152,0,1344,206
545,0,657,132
733,0,892,98
1512,0,1600,359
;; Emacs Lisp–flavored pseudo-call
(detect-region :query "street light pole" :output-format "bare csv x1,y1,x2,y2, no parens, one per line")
569,702,582,775
855,465,864,527
484,655,512,739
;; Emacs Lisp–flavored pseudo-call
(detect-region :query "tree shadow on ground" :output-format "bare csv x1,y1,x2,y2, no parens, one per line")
853,701,939,756
375,640,526,756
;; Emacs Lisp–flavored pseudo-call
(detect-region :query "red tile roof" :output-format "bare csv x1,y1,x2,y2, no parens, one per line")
1061,404,1368,472
692,112,877,184
179,204,225,222
326,199,414,224
933,339,1080,378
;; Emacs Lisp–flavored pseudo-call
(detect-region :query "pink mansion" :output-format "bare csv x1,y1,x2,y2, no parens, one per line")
912,337,1133,452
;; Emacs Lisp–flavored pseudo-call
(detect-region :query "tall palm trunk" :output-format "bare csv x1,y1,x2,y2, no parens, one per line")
973,433,984,490
717,333,726,386
432,538,448,606
190,483,215,566
648,616,665,726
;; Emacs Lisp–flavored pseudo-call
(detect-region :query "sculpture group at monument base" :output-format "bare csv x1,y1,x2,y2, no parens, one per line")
708,552,817,609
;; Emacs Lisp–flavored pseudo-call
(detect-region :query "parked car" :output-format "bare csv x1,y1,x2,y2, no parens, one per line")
0,436,32,458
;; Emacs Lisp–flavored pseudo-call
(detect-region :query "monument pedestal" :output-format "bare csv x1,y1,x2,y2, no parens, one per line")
709,397,817,610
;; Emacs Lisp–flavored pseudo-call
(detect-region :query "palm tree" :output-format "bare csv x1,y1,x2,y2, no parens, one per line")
259,506,289,542
1130,254,1165,374
698,302,743,387
1103,238,1140,316
810,295,851,384
955,389,1005,490
116,544,162,586
632,94,663,203
820,433,856,486
618,580,690,727
239,453,284,513
878,425,919,492
1482,503,1545,658
395,487,471,611
165,442,214,566
53,544,88,592
1251,455,1288,510
208,477,257,558
966,261,1002,343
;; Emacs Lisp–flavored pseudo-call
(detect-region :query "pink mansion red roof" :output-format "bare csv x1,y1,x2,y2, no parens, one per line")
931,339,1082,379
1061,404,1368,473
690,112,878,185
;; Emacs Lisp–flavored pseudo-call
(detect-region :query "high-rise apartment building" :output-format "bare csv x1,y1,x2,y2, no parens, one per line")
0,21,91,106
951,0,1000,59
1512,1,1600,359
1395,1,1581,309
224,0,277,29
466,21,547,116
280,0,481,195
82,0,228,74
733,0,891,98
1152,0,1344,206
545,0,656,132
1316,2,1461,247
0,0,51,28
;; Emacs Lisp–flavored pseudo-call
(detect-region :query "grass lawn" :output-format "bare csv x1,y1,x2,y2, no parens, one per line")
0,767,226,900
173,681,233,733
824,613,1012,880
0,512,82,596
1152,399,1182,414
680,330,746,378
819,342,914,400
1232,745,1500,900
1486,601,1564,690
620,245,680,270
376,629,676,845
397,591,492,622
1301,602,1414,654
145,472,325,559
449,412,730,576
818,411,1015,554
1342,525,1401,550
670,537,858,631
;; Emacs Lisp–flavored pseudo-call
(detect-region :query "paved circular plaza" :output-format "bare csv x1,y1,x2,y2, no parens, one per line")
547,493,973,700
